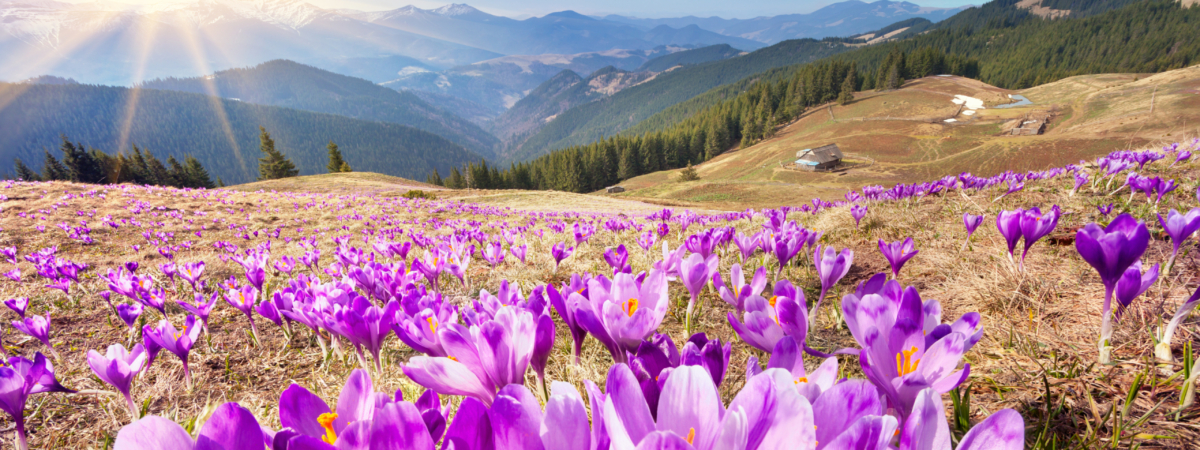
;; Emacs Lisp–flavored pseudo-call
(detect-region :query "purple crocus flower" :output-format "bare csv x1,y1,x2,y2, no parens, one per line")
899,388,1025,450
1075,214,1150,363
482,241,505,268
1098,203,1113,216
745,337,839,402
114,402,265,450
1158,208,1200,264
604,244,632,275
727,280,807,353
772,234,804,277
176,292,218,335
850,204,868,228
679,253,718,333
713,264,766,313
995,209,1023,260
547,275,591,364
961,213,984,251
2,269,18,282
179,261,204,290
12,314,56,359
573,270,670,362
1113,262,1159,319
637,231,658,254
224,285,261,343
116,303,143,331
509,243,527,264
878,237,918,278
0,353,74,450
87,344,148,419
4,297,28,319
733,232,760,263
145,315,202,388
1017,205,1061,268
531,312,556,395
551,242,574,272
812,245,853,325
278,369,383,447
402,305,538,405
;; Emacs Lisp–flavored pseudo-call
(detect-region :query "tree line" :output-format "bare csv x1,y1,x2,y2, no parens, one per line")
428,47,977,192
11,136,218,188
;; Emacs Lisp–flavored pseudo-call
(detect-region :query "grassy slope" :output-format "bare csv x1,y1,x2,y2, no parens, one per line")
611,64,1200,210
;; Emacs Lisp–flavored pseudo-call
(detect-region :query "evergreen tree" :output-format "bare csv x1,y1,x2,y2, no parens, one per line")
128,146,151,184
184,156,216,188
326,141,349,173
427,169,444,186
167,155,188,187
838,69,856,106
886,64,902,90
217,177,226,188
41,150,68,181
447,167,465,189
257,126,299,180
14,158,40,181
617,144,641,180
677,163,700,182
143,149,172,186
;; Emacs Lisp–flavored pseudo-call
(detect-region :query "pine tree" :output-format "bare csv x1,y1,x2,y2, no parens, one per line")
257,126,299,180
184,156,216,188
326,141,349,173
886,64,902,90
427,169,444,186
143,149,172,186
838,69,856,106
167,155,188,187
447,167,465,189
617,144,640,180
217,177,226,188
128,146,151,185
677,163,700,182
41,150,68,181
14,158,40,181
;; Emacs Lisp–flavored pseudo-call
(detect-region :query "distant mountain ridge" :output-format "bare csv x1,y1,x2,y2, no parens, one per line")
601,0,972,44
341,4,767,56
0,82,482,184
138,60,500,159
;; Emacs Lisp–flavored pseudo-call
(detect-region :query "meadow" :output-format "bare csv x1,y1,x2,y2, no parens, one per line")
0,138,1198,449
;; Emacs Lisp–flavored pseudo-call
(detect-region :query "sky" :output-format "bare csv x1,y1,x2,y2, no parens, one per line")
62,0,980,19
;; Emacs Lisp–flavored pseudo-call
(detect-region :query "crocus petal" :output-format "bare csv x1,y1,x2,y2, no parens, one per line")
195,403,266,450
541,382,590,450
279,385,332,439
812,380,883,448
114,416,196,450
656,366,721,450
403,356,495,405
488,385,546,450
955,409,1025,450
899,389,951,450
442,397,494,450
370,402,436,450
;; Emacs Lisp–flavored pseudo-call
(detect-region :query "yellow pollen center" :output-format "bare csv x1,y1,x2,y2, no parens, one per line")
624,298,639,317
895,346,920,377
426,317,438,334
448,356,458,362
318,412,338,444
768,296,778,308
686,428,695,445
794,377,808,384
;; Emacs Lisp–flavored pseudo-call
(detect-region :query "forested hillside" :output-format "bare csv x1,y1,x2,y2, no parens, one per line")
635,44,744,72
0,83,482,185
506,38,852,163
139,60,500,159
433,0,1199,193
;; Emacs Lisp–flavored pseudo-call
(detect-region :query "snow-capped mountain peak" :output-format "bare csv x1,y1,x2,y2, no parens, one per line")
431,3,479,17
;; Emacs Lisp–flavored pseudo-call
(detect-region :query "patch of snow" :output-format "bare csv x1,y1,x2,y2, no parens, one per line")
396,66,429,76
953,95,985,110
944,119,957,123
962,110,975,115
431,3,477,16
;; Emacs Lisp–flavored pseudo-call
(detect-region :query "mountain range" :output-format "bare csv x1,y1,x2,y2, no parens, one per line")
601,0,971,44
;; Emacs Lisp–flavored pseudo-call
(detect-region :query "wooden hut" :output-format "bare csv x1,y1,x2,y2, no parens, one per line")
795,144,844,171
605,186,626,193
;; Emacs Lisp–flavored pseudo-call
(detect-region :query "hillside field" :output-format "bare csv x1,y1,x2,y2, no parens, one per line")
611,64,1200,209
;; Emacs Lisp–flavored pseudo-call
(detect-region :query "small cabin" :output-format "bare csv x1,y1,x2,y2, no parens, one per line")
795,144,844,172
606,186,626,193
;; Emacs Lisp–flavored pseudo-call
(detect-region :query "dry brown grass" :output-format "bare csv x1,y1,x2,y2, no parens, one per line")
1,151,1199,447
